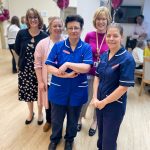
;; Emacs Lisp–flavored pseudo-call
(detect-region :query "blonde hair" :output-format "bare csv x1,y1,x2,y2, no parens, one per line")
93,6,112,28
48,17,64,33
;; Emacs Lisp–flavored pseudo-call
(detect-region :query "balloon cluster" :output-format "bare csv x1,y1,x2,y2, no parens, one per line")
111,0,123,9
53,0,69,10
111,0,123,22
0,1,9,22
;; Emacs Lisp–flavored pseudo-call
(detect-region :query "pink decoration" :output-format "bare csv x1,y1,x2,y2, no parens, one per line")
111,0,123,9
57,0,69,10
0,0,9,22
0,14,5,21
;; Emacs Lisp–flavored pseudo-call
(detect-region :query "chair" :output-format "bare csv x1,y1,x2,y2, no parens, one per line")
135,69,143,79
139,57,150,96
125,36,137,51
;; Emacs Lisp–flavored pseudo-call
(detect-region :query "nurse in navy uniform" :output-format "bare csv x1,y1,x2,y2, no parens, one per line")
91,23,135,150
46,15,93,150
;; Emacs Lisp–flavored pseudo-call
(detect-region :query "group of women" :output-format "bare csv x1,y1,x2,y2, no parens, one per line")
14,6,135,150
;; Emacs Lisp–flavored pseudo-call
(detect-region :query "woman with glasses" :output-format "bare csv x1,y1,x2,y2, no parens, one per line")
46,15,93,150
77,6,112,137
15,8,48,125
34,17,64,132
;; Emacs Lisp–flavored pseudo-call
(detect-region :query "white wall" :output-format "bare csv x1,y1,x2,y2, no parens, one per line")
8,0,60,26
69,0,77,7
143,0,150,39
77,0,100,40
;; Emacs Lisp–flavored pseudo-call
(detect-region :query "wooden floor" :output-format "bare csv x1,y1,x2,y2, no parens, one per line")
0,49,150,150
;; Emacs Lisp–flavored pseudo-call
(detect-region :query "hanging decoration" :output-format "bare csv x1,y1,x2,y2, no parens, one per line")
0,0,9,22
53,0,69,10
111,0,123,9
57,0,69,10
111,0,123,22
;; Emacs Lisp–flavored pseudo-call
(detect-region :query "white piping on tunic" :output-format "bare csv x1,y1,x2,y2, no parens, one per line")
65,40,70,48
78,85,88,87
50,82,61,86
119,80,135,83
77,44,82,49
65,40,82,49
81,81,88,84
95,71,99,74
83,60,93,61
46,60,56,64
115,50,127,56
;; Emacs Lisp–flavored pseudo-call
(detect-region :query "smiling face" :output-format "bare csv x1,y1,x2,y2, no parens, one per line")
95,13,108,33
26,8,43,29
27,11,39,28
49,18,63,36
106,27,123,51
66,21,82,41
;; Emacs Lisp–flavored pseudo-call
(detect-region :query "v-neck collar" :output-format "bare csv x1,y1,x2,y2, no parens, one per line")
65,38,82,51
107,47,127,62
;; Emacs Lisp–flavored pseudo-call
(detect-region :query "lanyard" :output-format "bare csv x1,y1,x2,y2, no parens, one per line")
96,32,106,61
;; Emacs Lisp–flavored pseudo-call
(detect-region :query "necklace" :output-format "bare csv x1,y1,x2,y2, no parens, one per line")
29,29,40,43
96,32,106,61
31,37,35,43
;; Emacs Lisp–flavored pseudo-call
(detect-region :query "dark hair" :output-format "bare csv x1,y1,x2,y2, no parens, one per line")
107,23,123,36
135,14,144,23
10,16,20,28
136,40,145,48
26,8,43,29
65,15,84,29
147,39,150,44
136,14,144,20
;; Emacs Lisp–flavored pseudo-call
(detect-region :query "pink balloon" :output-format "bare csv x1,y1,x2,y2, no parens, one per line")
3,9,10,19
57,0,69,10
0,14,6,22
111,0,123,9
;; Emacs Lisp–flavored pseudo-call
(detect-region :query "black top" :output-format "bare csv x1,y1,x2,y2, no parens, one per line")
15,29,48,70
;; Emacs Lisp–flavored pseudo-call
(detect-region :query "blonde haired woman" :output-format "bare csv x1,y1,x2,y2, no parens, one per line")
77,6,112,136
34,17,64,131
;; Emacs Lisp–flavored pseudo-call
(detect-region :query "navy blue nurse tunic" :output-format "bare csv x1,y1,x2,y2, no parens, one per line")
95,47,135,150
45,38,93,106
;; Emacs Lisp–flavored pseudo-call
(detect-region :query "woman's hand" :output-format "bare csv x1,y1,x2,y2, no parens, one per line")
58,62,69,75
66,71,78,78
90,97,99,108
96,99,108,110
90,97,107,110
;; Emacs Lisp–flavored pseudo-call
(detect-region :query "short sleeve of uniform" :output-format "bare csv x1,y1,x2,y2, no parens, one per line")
119,56,135,87
45,43,58,67
82,43,93,65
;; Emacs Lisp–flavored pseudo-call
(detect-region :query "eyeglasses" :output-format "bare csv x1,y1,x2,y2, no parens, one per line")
67,27,81,31
96,18,107,21
52,25,63,29
28,16,38,20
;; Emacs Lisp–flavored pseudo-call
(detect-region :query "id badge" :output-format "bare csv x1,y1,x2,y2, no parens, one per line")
94,62,98,67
